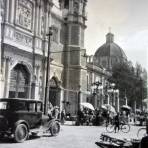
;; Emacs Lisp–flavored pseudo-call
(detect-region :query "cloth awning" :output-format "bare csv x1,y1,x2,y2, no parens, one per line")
101,104,116,114
80,102,95,111
143,98,148,104
121,105,131,111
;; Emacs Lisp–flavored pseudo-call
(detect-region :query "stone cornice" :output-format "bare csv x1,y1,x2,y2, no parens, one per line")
87,63,111,77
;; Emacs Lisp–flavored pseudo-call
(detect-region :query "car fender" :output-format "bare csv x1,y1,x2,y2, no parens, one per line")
48,119,60,126
13,120,30,132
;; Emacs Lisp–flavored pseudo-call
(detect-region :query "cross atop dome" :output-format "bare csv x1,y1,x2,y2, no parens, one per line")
108,27,111,33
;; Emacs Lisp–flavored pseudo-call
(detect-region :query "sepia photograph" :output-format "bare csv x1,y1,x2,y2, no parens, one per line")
0,0,148,147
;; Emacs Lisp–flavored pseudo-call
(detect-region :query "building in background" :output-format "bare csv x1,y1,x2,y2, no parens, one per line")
94,32,127,71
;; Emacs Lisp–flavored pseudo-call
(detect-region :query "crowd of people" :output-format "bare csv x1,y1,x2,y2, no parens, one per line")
76,107,119,126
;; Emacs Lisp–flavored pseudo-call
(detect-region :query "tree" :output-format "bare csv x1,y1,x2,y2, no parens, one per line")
108,61,147,110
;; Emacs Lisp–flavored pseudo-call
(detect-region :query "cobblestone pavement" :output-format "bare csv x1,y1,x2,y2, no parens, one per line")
0,124,143,148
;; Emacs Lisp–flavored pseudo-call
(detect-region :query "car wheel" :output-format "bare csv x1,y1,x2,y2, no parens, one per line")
50,121,60,136
14,124,28,143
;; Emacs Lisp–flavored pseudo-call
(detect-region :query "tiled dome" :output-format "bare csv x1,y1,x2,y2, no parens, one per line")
94,32,127,70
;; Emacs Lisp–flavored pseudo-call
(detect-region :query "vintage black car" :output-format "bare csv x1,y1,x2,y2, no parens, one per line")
0,98,60,143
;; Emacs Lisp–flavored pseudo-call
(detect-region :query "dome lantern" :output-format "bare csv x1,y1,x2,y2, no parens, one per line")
106,32,114,43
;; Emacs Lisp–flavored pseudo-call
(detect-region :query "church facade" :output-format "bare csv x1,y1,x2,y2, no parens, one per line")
0,0,115,115
0,0,89,115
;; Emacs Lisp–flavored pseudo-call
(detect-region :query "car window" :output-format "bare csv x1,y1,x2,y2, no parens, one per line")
12,101,27,111
28,103,36,112
37,103,42,112
0,102,7,110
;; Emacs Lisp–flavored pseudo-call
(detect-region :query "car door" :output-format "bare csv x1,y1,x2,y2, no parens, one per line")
27,102,38,128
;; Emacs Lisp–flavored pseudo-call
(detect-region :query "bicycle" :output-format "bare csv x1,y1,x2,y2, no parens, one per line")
137,127,147,139
106,121,130,133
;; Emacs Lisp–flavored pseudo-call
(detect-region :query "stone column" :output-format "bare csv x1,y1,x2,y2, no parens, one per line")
0,3,2,71
94,94,97,109
100,88,104,106
5,0,10,22
107,94,110,105
0,4,4,98
35,0,40,36
34,65,40,100
10,0,15,24
113,91,115,107
117,91,120,112
59,87,64,113
45,4,49,37
28,80,33,99
125,97,128,106
3,57,11,98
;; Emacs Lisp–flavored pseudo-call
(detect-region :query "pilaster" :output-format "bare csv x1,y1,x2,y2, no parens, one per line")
3,57,11,98
34,65,40,100
60,87,64,112
117,92,120,112
35,0,40,36
5,0,10,22
10,0,15,24
0,11,4,98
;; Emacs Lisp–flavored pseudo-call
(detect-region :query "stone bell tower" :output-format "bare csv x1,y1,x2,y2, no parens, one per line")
60,0,88,114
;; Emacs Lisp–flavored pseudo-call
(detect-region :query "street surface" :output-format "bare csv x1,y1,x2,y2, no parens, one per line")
0,123,143,148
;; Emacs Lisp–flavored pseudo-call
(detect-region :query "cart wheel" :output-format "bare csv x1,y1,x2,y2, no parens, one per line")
121,124,130,133
137,128,147,139
14,124,28,143
50,121,60,136
106,124,114,133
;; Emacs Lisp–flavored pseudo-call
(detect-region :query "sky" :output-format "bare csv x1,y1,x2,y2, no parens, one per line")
85,0,148,71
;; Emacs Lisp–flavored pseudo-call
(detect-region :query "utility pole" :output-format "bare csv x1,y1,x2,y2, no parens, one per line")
44,27,53,114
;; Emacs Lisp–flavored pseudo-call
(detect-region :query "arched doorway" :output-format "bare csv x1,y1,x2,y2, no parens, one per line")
9,64,30,98
49,77,60,107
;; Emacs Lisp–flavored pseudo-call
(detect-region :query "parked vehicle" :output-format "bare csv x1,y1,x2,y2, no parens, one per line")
137,127,147,139
95,134,140,148
0,98,60,143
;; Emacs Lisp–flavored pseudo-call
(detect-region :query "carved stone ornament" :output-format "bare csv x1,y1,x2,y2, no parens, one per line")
40,8,45,36
0,0,4,21
73,1,79,14
16,0,33,30
14,31,32,47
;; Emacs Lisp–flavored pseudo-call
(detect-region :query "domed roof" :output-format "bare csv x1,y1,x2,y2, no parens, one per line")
94,32,127,59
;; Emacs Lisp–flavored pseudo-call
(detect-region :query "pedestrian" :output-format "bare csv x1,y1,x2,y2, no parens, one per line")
114,112,120,133
52,106,60,119
61,109,66,125
76,108,84,125
47,102,53,120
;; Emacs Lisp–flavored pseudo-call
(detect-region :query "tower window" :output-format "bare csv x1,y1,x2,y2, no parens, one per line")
64,0,69,9
52,27,58,43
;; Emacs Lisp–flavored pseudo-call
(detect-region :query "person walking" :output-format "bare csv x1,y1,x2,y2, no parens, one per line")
47,102,53,120
52,106,60,119
114,112,120,133
61,109,66,125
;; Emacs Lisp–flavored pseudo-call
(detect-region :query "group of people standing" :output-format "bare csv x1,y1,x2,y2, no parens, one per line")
47,103,66,124
77,108,94,125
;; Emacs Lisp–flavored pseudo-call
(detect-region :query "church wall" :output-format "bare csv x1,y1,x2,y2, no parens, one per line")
0,0,64,101
0,0,91,115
